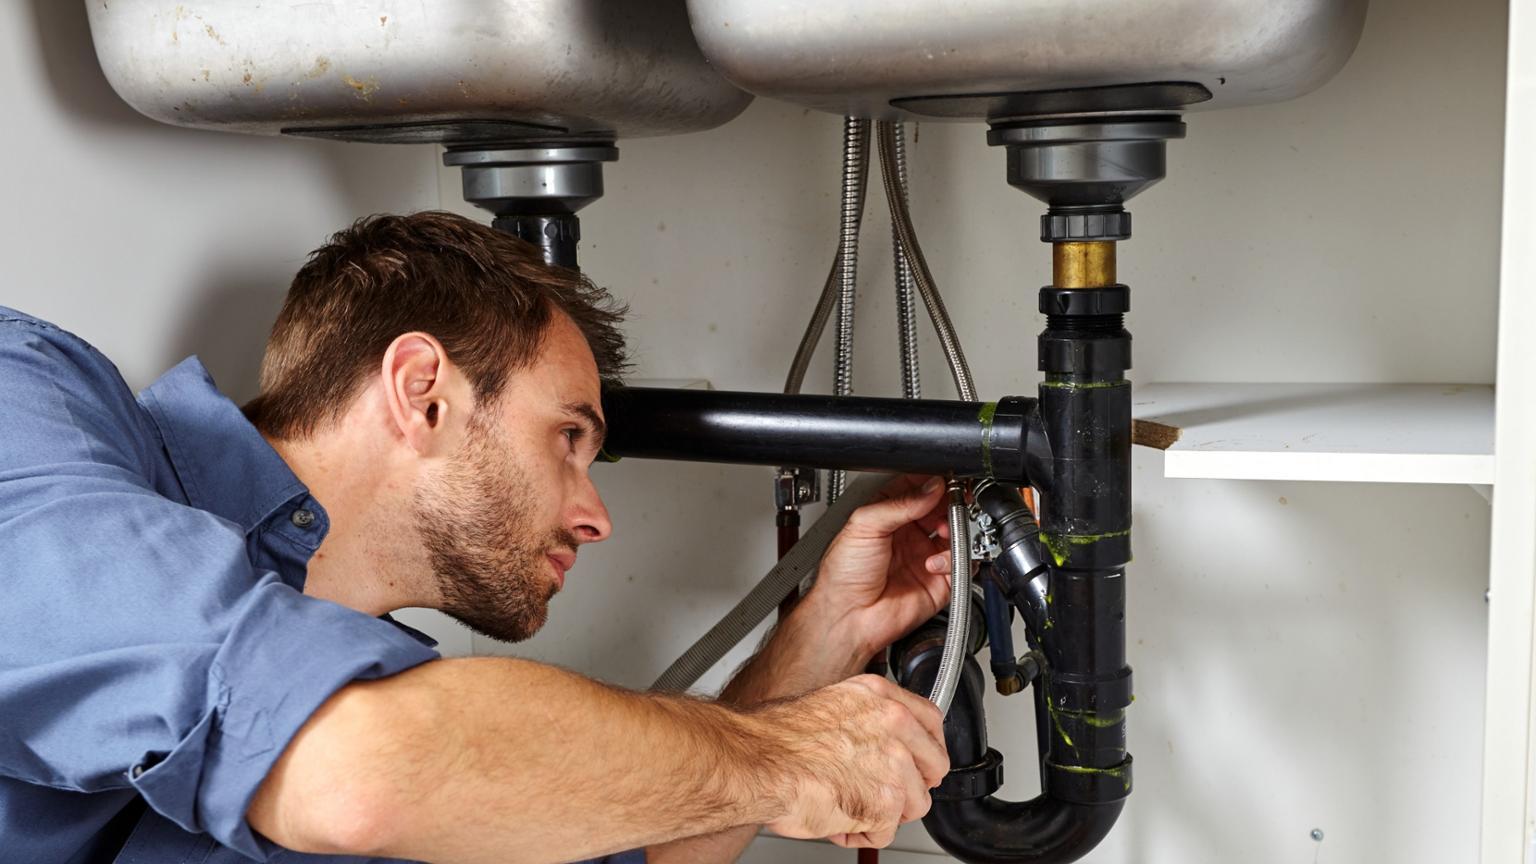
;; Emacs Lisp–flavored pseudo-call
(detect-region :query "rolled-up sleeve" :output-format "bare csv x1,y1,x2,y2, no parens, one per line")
0,321,439,859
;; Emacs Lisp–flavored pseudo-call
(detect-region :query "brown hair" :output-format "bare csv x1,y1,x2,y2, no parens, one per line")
244,211,628,439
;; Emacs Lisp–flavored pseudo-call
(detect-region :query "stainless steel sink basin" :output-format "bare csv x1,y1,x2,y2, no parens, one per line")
85,1,752,143
684,0,1368,119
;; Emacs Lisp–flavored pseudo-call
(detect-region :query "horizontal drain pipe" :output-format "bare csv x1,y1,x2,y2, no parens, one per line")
600,387,1049,487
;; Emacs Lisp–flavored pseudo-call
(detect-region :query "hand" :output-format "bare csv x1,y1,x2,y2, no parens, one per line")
720,475,954,707
759,675,950,847
802,475,955,667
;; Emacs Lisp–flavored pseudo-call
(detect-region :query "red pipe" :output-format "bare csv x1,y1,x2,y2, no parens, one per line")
776,509,801,618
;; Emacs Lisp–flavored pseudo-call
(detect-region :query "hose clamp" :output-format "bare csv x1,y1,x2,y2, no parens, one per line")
969,503,1000,561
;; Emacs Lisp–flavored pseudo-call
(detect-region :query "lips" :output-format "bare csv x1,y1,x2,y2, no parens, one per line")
546,550,576,590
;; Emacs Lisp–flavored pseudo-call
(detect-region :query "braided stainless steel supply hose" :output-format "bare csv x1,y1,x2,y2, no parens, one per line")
929,480,973,715
876,122,975,402
871,121,977,715
783,119,870,396
830,117,871,503
889,122,921,401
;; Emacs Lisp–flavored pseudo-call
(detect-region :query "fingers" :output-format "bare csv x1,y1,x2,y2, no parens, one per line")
832,828,898,848
898,759,934,824
793,675,951,846
863,825,899,848
879,682,948,768
846,476,947,539
856,676,950,789
902,716,951,790
924,549,953,576
915,496,953,538
877,473,937,501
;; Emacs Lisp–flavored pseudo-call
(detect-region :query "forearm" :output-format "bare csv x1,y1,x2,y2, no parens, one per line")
721,602,871,707
646,607,874,864
250,656,789,864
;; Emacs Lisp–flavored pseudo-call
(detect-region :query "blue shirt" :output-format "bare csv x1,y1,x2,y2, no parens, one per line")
0,309,644,864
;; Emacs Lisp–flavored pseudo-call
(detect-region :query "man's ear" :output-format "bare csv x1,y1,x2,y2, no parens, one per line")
380,332,463,455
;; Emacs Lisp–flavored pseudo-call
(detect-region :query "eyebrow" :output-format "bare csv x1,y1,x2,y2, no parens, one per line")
563,401,608,448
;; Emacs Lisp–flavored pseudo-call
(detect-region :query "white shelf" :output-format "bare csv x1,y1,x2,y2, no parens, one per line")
1132,382,1495,485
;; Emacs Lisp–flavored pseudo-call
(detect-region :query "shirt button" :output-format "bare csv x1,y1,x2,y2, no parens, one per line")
131,765,145,779
291,508,316,529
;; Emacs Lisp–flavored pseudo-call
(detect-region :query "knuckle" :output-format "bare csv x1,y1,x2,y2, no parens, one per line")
852,673,881,687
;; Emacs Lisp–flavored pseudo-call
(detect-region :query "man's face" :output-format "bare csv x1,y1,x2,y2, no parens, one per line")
413,313,612,642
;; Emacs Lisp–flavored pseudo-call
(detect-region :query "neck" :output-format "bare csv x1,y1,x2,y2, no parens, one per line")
266,427,435,617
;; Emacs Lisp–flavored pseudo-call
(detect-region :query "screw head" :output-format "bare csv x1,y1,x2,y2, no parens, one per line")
1310,829,1324,842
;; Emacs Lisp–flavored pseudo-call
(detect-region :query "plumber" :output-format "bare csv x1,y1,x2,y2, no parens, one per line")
0,211,956,864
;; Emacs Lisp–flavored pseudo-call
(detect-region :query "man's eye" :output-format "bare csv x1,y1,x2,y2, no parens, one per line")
563,428,582,445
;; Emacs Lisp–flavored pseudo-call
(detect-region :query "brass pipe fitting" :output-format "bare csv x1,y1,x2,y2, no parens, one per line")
1052,241,1117,288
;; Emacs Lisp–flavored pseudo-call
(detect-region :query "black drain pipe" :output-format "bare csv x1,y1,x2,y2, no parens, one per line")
892,477,1131,864
894,623,1123,864
889,194,1136,862
601,388,1047,487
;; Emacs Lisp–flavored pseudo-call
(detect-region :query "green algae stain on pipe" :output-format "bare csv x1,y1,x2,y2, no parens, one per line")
1039,529,1131,566
976,401,998,476
1051,762,1132,792
1057,708,1126,729
1044,697,1077,753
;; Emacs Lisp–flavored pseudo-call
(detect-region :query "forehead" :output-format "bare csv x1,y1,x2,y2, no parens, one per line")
504,312,602,411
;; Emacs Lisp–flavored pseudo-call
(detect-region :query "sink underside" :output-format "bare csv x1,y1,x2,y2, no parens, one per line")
85,1,752,143
88,0,1368,146
685,0,1368,120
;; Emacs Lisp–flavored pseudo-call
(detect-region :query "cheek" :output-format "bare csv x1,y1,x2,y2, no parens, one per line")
522,453,573,522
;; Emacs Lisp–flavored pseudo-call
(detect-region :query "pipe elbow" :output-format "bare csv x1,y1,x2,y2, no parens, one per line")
892,617,1128,864
923,797,1124,864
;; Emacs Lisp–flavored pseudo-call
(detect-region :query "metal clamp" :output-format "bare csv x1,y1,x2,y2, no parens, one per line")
970,502,1001,561
774,467,821,511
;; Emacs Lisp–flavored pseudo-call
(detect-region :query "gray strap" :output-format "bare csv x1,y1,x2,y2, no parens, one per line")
651,472,891,692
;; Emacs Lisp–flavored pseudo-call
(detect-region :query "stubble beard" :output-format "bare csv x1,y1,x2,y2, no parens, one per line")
414,415,577,643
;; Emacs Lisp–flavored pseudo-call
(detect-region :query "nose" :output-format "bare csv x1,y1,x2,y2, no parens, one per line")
567,469,612,543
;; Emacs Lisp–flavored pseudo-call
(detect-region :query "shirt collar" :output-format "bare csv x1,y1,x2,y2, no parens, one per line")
138,357,310,536
380,614,440,649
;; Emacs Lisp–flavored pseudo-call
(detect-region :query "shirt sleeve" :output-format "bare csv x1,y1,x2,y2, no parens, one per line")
0,319,440,859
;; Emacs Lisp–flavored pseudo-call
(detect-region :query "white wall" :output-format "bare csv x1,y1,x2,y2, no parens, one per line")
10,0,1505,860
440,0,1507,860
0,1,440,399
2,1,468,653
